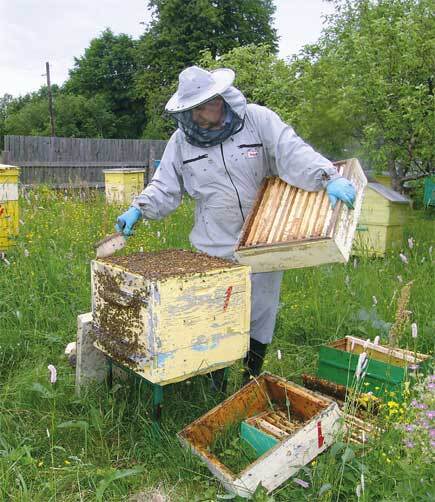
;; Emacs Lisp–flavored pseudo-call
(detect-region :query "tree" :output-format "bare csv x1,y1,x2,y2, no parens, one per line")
0,94,14,150
315,0,435,190
4,92,116,138
66,29,144,138
135,0,278,138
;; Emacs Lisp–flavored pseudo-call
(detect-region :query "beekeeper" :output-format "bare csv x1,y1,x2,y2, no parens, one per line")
116,66,356,382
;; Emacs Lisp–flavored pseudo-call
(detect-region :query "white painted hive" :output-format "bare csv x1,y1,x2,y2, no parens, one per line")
235,158,367,272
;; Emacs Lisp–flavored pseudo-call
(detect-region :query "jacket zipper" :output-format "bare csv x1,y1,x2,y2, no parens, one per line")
220,143,245,222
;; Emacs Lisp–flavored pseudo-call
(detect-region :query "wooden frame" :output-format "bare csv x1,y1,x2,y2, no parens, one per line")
235,158,367,272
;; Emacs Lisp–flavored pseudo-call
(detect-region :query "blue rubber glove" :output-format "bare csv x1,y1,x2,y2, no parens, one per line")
115,207,142,236
326,177,356,209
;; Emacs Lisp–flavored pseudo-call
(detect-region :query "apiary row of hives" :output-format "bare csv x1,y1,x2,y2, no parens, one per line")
0,165,19,252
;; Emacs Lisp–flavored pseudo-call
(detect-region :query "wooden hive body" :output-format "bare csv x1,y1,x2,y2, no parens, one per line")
235,158,367,273
317,336,432,399
103,168,145,205
178,373,341,498
91,250,251,385
0,164,20,251
354,183,410,256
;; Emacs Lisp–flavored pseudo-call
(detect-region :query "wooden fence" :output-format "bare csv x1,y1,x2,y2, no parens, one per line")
1,135,167,187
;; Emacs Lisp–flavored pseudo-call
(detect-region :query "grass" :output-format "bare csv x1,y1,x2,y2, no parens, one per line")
0,187,434,501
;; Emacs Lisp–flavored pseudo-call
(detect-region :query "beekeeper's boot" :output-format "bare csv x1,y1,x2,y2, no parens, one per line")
242,338,267,385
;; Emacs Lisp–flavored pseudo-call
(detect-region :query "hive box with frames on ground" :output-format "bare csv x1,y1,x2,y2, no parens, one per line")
178,373,341,498
235,158,367,273
91,249,251,385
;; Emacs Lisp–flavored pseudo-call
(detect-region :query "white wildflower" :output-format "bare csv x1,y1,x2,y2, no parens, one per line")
397,275,403,283
356,484,361,499
355,352,368,380
408,237,414,249
277,349,282,360
411,322,418,339
24,249,30,257
399,253,408,264
47,364,57,384
372,295,378,306
157,231,161,238
139,246,144,253
361,473,365,492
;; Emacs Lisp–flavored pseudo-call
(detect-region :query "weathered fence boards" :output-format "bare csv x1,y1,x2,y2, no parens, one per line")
1,135,167,187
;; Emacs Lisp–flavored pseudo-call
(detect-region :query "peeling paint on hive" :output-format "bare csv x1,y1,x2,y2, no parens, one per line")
92,250,251,385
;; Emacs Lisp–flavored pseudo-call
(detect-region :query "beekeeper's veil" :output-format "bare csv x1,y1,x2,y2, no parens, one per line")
165,66,246,147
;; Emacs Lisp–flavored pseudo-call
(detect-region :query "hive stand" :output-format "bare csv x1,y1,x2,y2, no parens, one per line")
75,312,229,427
106,357,229,426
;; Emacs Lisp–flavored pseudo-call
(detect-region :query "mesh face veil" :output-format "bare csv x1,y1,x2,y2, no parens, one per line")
171,99,244,148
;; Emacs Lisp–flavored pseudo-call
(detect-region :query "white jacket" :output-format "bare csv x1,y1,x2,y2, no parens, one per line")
132,87,339,259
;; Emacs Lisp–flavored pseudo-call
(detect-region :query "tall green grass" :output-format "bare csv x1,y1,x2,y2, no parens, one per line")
0,187,433,501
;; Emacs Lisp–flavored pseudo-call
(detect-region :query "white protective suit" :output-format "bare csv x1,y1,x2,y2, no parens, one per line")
132,86,340,344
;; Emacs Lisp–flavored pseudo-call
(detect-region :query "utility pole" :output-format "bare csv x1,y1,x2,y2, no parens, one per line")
45,62,56,136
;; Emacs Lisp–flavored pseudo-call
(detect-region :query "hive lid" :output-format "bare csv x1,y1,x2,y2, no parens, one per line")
368,183,411,204
102,168,145,174
0,164,20,175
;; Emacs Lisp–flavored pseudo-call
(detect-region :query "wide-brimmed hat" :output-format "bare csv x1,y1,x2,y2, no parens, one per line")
165,66,235,113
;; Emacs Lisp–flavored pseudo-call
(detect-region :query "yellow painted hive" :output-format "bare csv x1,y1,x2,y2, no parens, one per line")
0,164,20,251
91,250,251,385
103,168,145,205
353,183,410,256
235,158,367,272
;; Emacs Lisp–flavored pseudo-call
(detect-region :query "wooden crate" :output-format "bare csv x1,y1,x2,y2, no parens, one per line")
317,336,432,399
353,183,410,256
235,158,367,272
103,168,145,205
0,164,20,251
91,250,251,385
178,373,341,498
302,374,379,445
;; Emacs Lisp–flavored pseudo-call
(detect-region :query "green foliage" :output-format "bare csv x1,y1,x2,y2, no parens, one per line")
0,189,433,499
306,0,435,187
135,0,278,138
4,92,117,138
65,28,144,138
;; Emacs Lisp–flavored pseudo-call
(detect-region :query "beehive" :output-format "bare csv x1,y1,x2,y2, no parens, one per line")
91,250,251,385
235,158,367,273
103,168,145,204
302,374,379,445
178,373,341,498
354,183,411,256
317,336,432,399
0,164,20,251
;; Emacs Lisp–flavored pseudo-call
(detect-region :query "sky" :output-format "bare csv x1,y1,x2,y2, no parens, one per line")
0,0,335,97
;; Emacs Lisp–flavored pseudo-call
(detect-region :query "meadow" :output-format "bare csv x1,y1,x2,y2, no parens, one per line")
0,187,434,501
